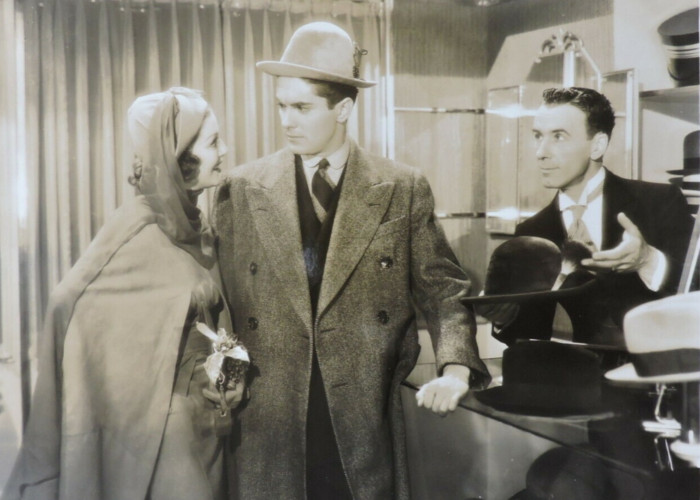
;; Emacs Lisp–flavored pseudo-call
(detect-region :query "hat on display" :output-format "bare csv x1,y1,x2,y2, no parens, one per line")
475,341,607,416
605,291,700,384
657,7,699,87
667,130,700,176
461,236,596,304
256,22,376,88
508,447,645,500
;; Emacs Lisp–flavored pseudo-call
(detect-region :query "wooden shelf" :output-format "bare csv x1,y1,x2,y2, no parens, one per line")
640,85,699,124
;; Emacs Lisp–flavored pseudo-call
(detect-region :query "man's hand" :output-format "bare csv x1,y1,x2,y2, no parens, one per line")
416,365,470,416
475,302,520,327
581,212,652,273
202,381,247,410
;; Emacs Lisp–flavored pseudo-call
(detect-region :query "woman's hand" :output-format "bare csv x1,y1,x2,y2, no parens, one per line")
202,381,247,409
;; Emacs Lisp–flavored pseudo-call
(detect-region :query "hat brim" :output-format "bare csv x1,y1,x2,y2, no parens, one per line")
474,385,608,417
256,61,376,88
605,362,700,384
461,273,597,305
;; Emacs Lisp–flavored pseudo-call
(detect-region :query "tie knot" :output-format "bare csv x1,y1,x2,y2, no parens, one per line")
568,204,586,221
316,158,330,171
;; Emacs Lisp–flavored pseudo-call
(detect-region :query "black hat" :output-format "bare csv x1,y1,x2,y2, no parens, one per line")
461,236,596,304
509,447,646,500
658,8,699,86
667,130,700,175
475,341,607,416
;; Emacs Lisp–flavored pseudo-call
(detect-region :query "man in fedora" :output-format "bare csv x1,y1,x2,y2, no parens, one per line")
481,87,694,347
213,21,490,499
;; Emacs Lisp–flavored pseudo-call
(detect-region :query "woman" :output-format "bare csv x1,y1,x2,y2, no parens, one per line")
4,88,242,500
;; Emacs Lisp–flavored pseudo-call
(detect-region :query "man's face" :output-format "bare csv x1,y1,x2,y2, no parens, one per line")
531,103,597,191
275,77,345,158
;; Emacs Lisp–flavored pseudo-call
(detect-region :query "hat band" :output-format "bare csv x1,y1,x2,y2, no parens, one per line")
631,348,700,377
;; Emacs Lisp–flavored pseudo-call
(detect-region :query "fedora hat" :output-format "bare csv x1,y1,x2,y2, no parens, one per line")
462,236,596,304
606,291,700,384
475,341,608,416
257,22,376,88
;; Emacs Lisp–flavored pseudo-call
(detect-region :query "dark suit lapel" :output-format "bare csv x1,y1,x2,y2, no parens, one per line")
245,149,313,332
601,169,634,250
317,142,394,317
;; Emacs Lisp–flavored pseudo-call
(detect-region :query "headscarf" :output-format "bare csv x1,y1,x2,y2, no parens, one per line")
127,87,215,268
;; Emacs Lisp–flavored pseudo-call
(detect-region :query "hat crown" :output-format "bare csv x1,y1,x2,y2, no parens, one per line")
623,292,700,355
280,22,356,81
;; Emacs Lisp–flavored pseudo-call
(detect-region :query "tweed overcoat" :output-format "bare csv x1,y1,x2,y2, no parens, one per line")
214,141,490,499
495,169,694,346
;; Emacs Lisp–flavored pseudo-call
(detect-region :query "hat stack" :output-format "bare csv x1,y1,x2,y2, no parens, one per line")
657,7,699,87
667,130,700,214
605,292,700,467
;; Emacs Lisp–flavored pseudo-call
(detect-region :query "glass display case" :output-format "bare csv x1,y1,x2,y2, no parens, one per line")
402,359,700,500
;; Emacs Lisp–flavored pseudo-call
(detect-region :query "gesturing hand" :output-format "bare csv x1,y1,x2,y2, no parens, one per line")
581,212,652,273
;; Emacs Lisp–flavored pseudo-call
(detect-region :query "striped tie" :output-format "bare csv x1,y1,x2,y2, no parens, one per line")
312,158,335,216
565,182,603,252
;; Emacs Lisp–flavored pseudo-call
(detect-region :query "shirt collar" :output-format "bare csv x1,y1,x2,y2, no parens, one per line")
302,139,350,171
559,167,606,211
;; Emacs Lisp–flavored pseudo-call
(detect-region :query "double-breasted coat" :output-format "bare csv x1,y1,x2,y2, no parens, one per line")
214,140,489,499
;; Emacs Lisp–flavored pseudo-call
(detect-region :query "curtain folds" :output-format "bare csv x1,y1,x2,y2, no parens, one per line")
7,0,387,399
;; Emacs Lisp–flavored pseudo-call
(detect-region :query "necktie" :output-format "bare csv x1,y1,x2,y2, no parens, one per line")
565,182,603,252
312,158,335,214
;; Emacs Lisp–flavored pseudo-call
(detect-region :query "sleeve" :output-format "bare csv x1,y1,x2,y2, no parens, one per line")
642,186,694,295
407,171,491,389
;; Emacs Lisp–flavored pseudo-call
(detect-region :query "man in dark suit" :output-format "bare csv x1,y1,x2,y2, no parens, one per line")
482,87,694,347
214,22,489,500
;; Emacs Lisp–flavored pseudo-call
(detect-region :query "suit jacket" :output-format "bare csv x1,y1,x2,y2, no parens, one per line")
214,140,489,499
495,169,694,347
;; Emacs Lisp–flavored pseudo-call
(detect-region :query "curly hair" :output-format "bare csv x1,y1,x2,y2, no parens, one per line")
127,143,201,187
541,87,615,139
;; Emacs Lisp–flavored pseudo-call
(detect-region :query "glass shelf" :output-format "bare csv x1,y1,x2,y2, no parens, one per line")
640,85,700,124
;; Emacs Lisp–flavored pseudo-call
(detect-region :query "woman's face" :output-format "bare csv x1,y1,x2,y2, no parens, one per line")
183,111,227,191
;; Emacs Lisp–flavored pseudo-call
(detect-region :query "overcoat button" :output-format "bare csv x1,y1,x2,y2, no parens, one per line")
248,317,258,330
379,256,393,269
249,262,258,275
377,310,389,324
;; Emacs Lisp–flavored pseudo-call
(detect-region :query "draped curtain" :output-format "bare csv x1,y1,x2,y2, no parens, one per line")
2,0,387,407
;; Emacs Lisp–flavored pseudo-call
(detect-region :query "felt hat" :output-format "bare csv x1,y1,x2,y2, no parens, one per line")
606,291,700,384
257,22,376,88
657,7,699,86
461,236,596,304
667,130,700,176
509,447,645,500
475,341,607,416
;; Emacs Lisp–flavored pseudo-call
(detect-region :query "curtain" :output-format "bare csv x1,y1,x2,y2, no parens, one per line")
6,0,387,416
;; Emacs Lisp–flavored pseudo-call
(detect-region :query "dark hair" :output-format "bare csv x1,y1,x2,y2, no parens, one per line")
541,87,615,139
304,78,359,107
178,147,201,183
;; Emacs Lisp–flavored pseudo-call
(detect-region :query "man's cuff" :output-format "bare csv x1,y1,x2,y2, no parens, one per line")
638,246,667,291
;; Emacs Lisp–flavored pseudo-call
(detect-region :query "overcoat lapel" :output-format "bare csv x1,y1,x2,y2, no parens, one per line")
317,143,394,317
245,151,314,332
